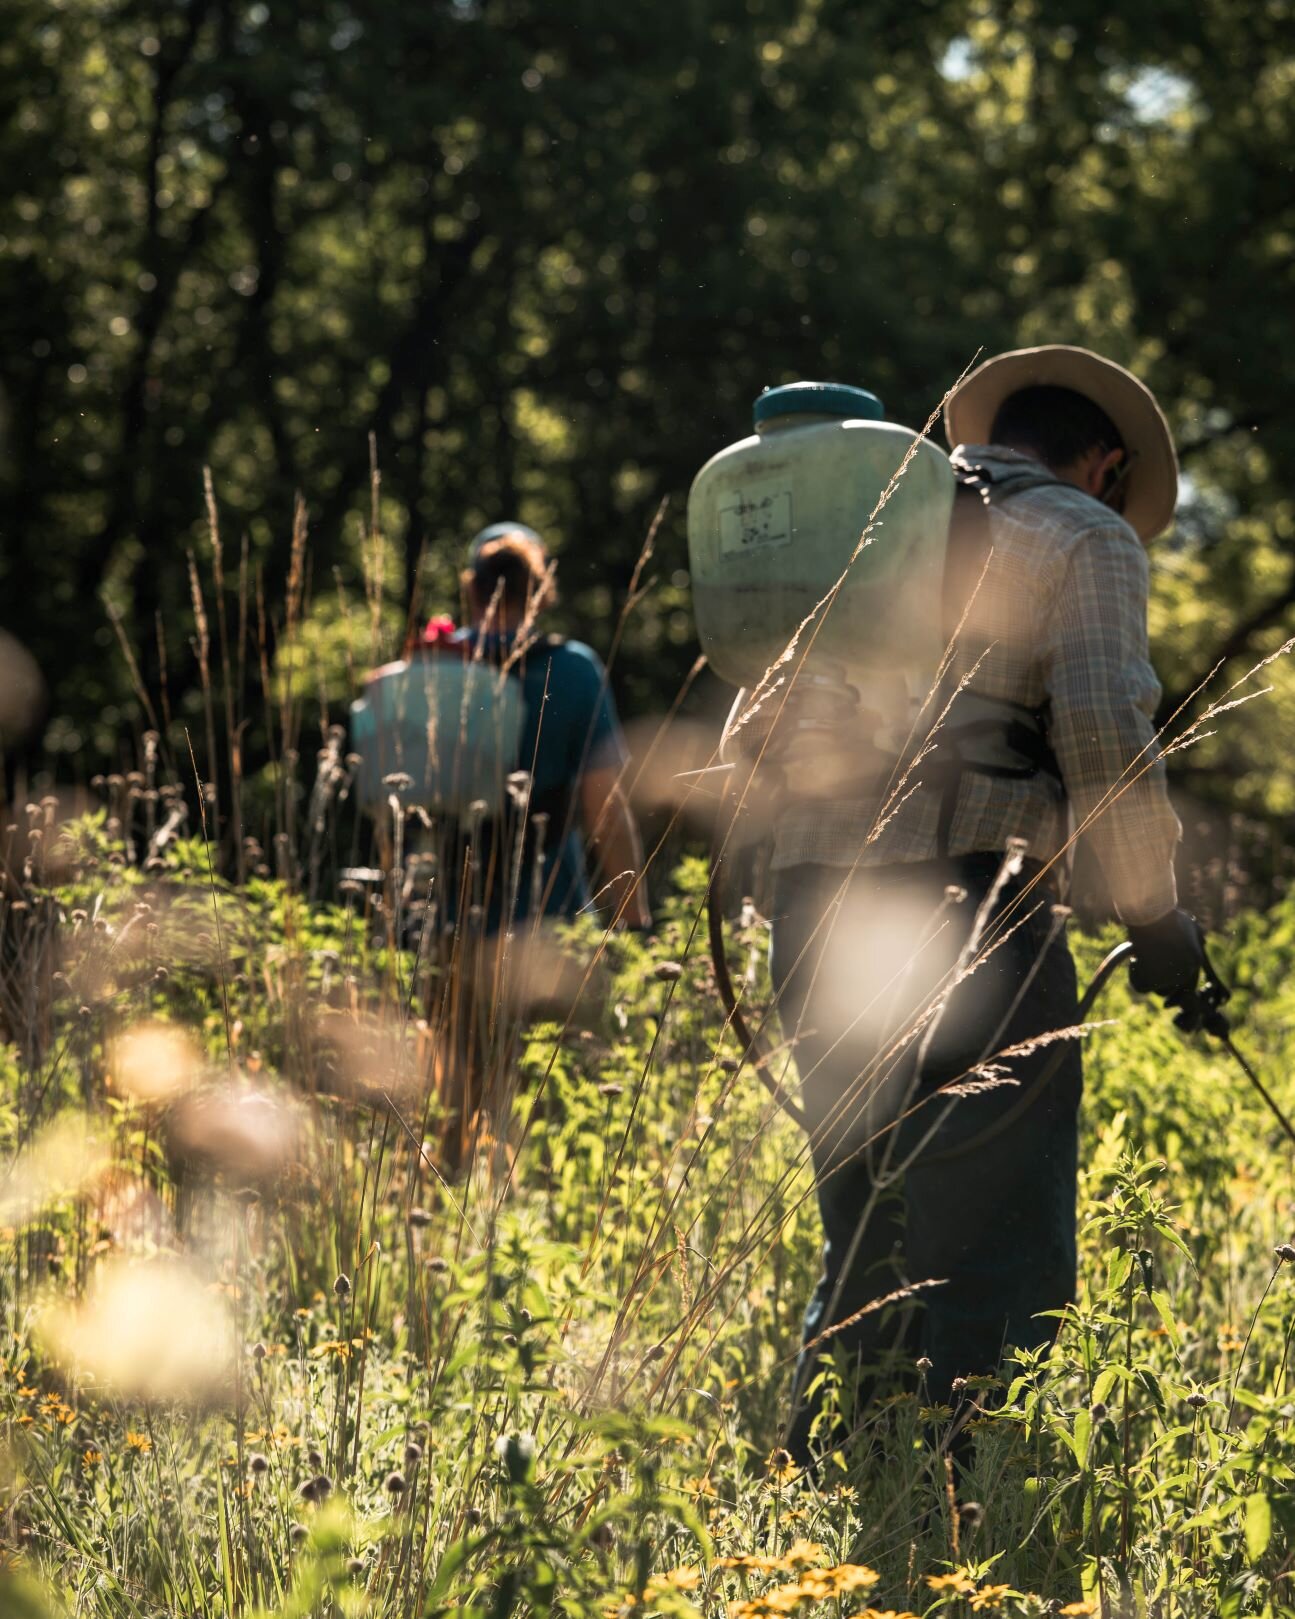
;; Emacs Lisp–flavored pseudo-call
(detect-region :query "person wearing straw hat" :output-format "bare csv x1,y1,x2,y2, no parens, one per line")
733,346,1208,1463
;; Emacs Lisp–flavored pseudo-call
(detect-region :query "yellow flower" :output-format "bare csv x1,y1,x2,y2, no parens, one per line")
849,1611,919,1619
82,1448,102,1469
765,1448,800,1484
926,1572,977,1594
649,1569,702,1593
819,1566,880,1595
1059,1606,1098,1617
783,1541,827,1569
716,1555,788,1574
969,1586,1013,1612
310,1339,352,1361
125,1431,152,1454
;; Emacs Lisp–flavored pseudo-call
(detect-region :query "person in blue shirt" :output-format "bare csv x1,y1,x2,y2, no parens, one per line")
447,523,653,933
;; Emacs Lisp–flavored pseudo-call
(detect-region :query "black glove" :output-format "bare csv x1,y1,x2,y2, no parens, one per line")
1127,908,1208,1030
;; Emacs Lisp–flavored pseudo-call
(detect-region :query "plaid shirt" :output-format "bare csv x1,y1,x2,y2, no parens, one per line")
723,446,1181,925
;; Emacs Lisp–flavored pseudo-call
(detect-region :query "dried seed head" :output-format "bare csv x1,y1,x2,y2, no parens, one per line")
1090,1401,1108,1422
425,1255,450,1274
403,1441,423,1466
950,1376,967,1394
300,1473,332,1504
407,1208,433,1228
465,1506,484,1528
249,1452,270,1476
251,1342,267,1363
346,1557,365,1576
597,1082,624,1099
718,1057,741,1074
916,1356,933,1373
644,1343,667,1363
334,1273,351,1298
1275,1243,1295,1265
307,1446,324,1470
958,1500,984,1529
653,961,684,982
1186,1392,1208,1411
384,1470,406,1496
289,1523,309,1546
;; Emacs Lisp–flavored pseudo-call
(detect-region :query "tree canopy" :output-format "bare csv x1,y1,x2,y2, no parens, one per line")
1,0,1291,824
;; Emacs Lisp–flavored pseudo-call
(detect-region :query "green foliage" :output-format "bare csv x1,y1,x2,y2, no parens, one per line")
2,0,1293,826
5,821,1295,1615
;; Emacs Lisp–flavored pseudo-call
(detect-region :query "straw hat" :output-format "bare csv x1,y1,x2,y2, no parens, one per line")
944,345,1178,540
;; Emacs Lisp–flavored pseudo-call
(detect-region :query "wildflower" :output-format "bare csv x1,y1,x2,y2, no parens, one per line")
915,1356,933,1373
926,1572,977,1594
300,1473,332,1504
649,1568,702,1592
783,1540,827,1568
969,1586,1012,1611
764,1448,799,1484
311,1339,352,1362
1059,1606,1098,1617
850,1611,919,1619
818,1564,879,1594
82,1448,102,1469
715,1555,786,1574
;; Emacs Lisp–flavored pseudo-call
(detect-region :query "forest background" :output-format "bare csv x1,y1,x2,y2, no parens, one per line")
2,0,1292,885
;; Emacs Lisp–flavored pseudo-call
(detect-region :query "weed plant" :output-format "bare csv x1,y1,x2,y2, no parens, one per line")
3,473,1295,1619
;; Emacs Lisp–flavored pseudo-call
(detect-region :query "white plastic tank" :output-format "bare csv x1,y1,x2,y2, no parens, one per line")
688,382,956,733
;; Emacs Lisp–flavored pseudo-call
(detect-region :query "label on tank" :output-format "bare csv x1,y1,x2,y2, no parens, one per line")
719,480,793,557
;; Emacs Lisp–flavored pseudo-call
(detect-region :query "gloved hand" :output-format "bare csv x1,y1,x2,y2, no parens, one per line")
1127,907,1208,1030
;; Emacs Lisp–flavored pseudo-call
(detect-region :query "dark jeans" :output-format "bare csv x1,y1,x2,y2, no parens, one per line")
770,855,1082,1459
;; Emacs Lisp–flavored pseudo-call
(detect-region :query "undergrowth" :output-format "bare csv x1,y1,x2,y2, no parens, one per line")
2,805,1295,1619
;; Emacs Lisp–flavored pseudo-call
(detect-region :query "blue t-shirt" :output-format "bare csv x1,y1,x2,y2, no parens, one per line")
451,630,629,924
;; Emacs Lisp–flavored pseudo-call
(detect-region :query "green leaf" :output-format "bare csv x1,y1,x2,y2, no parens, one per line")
1245,1491,1272,1561
1150,1289,1182,1350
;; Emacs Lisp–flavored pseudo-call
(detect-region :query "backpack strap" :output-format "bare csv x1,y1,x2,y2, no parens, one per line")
930,457,1064,856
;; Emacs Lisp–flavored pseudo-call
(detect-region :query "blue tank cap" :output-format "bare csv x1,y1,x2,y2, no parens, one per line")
753,381,884,426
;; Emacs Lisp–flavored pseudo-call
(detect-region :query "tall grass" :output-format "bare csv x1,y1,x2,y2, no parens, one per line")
2,457,1295,1619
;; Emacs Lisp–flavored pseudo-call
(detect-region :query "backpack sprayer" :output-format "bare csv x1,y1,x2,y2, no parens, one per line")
687,383,1295,1151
